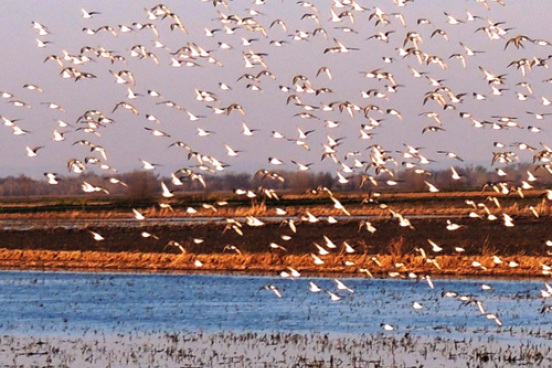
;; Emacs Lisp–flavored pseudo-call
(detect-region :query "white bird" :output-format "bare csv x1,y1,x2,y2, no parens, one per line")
422,275,434,289
424,181,439,193
141,231,159,240
268,157,285,165
450,166,462,180
485,313,502,326
325,290,341,301
343,241,355,254
481,284,494,291
44,172,59,185
25,146,44,157
81,8,101,19
132,208,146,220
197,128,213,137
269,243,287,251
140,159,160,170
145,127,171,138
224,143,241,157
260,284,282,298
292,160,312,171
313,242,329,256
242,122,257,136
52,130,67,142
334,279,354,293
309,282,322,293
446,219,463,231
311,253,324,265
160,182,174,198
427,239,443,252
503,214,515,227
88,230,105,241
275,208,287,215
323,235,337,249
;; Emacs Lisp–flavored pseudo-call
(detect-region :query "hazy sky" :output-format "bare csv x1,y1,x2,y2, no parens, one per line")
1,0,551,182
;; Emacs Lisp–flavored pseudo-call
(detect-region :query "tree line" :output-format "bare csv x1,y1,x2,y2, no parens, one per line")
0,163,550,199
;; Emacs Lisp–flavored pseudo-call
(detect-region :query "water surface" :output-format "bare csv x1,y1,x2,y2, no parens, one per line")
1,270,550,341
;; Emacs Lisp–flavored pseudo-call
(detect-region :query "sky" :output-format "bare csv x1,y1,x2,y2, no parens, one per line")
1,0,552,183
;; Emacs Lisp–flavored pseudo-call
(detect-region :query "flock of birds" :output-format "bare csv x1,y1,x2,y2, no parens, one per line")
5,0,552,190
4,0,552,332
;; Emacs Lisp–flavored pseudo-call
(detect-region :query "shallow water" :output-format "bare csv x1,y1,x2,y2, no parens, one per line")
0,214,460,230
1,270,550,341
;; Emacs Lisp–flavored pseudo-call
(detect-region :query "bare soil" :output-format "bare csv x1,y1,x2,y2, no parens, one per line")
1,215,551,277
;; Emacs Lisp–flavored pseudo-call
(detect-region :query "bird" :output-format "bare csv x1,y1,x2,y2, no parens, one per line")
139,159,161,170
25,146,44,158
165,240,186,254
325,290,341,301
223,245,243,255
422,126,446,134
334,279,354,293
23,83,43,92
88,230,105,241
505,34,532,49
160,182,174,198
446,220,463,231
241,122,258,136
44,173,59,185
260,284,282,298
81,8,101,19
291,161,312,171
424,181,440,193
113,102,138,115
224,144,241,157
427,239,443,253
144,128,171,138
269,243,287,251
450,167,462,180
196,128,213,137
437,151,464,162
313,242,329,256
309,282,322,293
132,209,146,220
141,231,159,240
311,254,324,265
485,313,502,326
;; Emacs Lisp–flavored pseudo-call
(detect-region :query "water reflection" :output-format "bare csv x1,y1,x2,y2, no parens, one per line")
0,271,549,340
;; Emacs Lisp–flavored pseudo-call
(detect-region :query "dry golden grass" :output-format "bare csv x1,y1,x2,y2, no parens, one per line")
0,249,549,277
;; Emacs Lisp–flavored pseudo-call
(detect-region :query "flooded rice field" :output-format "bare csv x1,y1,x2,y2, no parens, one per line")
2,271,552,367
1,271,549,336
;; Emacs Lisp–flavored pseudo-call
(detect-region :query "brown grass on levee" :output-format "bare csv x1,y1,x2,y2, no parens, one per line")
1,249,550,278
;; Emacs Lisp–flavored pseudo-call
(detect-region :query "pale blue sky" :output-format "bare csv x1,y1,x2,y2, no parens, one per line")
0,0,551,180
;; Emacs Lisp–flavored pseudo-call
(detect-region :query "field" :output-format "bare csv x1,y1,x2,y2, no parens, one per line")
0,190,551,277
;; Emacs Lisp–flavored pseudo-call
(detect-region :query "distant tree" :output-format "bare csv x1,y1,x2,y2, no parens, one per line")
122,171,158,200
